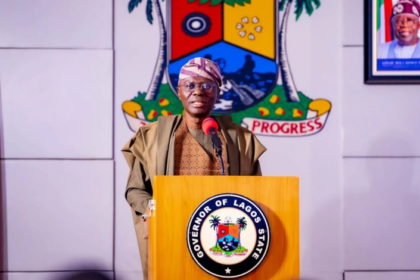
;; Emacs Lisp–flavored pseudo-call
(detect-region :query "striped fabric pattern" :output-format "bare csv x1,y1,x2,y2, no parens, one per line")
391,0,420,19
178,57,223,87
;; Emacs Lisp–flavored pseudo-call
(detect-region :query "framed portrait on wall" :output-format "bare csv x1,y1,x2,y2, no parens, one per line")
365,0,420,84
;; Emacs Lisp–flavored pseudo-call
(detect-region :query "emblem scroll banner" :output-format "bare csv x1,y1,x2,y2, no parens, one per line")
242,112,329,136
123,96,331,137
124,114,149,132
123,111,329,137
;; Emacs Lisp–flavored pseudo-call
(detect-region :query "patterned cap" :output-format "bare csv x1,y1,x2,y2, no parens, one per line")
392,0,420,19
178,57,223,87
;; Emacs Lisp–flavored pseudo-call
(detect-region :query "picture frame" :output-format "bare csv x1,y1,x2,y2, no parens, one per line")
364,0,420,84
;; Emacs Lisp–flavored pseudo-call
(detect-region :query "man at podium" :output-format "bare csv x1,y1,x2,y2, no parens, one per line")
122,57,266,279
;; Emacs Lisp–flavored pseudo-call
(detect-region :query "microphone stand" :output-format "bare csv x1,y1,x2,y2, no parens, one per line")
208,128,225,176
215,147,225,176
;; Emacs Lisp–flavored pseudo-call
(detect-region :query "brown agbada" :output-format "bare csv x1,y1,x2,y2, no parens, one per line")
121,114,266,279
174,118,229,175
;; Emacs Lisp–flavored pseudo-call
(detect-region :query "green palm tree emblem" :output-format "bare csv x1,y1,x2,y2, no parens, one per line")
128,0,167,101
278,0,321,102
236,217,247,249
209,215,221,248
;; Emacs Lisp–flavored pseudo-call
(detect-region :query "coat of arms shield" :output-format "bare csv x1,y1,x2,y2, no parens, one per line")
218,224,240,251
166,0,278,113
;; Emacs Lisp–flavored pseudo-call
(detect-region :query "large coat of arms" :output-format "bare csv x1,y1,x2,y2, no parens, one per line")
123,0,332,137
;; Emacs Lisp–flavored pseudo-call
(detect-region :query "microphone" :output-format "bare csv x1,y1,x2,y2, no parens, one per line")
202,118,225,175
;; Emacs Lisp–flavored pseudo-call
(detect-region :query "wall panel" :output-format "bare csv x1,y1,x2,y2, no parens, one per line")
342,0,363,46
0,0,112,48
2,160,114,271
344,158,420,270
343,48,420,157
0,49,113,159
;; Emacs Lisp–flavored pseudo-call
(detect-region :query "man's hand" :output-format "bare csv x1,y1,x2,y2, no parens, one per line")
143,206,150,239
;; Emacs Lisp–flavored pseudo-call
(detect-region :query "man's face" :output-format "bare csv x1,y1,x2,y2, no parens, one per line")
177,76,219,118
392,14,420,45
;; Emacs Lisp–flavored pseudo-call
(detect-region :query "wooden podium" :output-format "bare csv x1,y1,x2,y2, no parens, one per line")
148,176,299,279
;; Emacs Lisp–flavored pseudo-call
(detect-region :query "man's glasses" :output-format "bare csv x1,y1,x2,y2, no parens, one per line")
180,82,217,93
394,17,418,27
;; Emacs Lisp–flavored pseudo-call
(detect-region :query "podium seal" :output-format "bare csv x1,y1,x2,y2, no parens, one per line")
186,193,271,278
